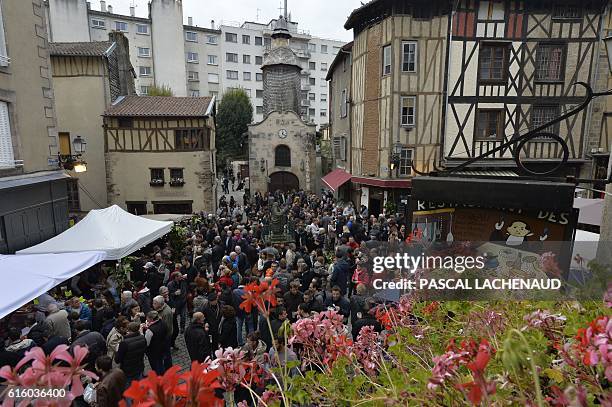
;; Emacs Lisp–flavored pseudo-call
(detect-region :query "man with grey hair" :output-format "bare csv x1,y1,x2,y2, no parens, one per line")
152,295,173,371
143,311,167,375
45,303,71,340
235,245,249,274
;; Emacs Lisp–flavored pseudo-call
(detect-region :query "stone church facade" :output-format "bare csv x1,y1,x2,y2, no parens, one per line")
248,16,317,193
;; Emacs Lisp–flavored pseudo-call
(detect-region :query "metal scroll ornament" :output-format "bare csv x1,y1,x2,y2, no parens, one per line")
413,82,612,179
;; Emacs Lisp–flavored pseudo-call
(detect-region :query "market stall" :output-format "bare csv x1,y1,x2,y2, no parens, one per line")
17,205,173,260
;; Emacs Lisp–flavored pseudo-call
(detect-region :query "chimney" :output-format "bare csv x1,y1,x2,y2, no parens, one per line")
211,19,215,29
107,4,113,13
100,0,105,12
86,1,91,10
188,16,193,26
130,6,135,17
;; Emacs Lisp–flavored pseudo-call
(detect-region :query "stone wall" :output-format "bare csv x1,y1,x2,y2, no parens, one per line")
248,111,317,193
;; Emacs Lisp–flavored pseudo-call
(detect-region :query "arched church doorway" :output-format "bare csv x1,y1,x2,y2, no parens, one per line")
269,171,299,193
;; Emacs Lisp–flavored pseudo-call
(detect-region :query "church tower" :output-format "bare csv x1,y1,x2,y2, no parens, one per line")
261,16,302,115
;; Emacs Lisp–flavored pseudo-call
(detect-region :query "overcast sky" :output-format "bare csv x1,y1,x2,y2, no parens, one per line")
103,0,362,41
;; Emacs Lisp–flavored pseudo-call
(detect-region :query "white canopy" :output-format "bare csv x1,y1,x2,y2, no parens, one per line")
17,205,173,260
0,251,105,320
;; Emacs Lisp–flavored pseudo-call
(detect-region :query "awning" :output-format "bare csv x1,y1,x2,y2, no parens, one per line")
351,176,411,189
0,251,105,320
573,198,604,227
322,168,352,192
17,205,173,260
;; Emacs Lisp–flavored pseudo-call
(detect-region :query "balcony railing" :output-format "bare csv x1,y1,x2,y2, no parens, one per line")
150,179,165,187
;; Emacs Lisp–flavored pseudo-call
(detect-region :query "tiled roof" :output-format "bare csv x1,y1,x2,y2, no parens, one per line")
48,41,114,57
104,96,214,117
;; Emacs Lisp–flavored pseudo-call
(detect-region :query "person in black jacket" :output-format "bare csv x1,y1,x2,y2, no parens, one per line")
115,322,147,384
330,252,351,296
184,312,211,362
70,320,107,369
324,286,351,324
199,292,222,350
143,311,167,375
218,305,238,349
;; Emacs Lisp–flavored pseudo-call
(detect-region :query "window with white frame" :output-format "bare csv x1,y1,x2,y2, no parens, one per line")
0,101,14,168
255,36,263,46
206,35,218,44
256,89,263,98
321,45,328,53
264,38,271,48
208,73,219,83
225,32,237,43
190,90,200,97
244,88,251,97
320,109,327,117
187,52,199,63
320,94,327,102
320,79,326,88
255,56,263,65
309,77,316,86
256,106,263,114
136,24,149,35
309,108,315,117
321,62,328,71
243,55,251,64
400,96,416,126
382,45,392,75
340,89,348,118
243,72,251,81
91,19,106,29
308,93,315,101
207,55,218,65
256,73,263,81
401,41,417,72
399,148,413,176
114,21,128,32
138,47,150,57
227,70,238,80
309,62,316,70
210,91,218,97
140,86,150,95
185,31,197,42
308,43,316,52
139,66,152,77
188,71,199,81
0,3,7,67
242,35,250,44
226,52,238,63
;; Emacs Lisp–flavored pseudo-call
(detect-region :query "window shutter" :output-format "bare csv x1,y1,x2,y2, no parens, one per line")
0,101,15,168
340,136,347,161
0,0,8,67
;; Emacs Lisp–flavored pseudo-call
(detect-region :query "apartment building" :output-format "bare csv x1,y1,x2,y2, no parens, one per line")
0,0,70,253
44,0,344,127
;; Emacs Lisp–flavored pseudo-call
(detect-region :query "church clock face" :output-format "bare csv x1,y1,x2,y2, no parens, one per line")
278,129,288,139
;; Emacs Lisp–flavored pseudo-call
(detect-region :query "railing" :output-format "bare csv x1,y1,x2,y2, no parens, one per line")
0,54,10,67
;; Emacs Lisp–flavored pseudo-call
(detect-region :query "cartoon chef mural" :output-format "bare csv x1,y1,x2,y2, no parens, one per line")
491,218,549,247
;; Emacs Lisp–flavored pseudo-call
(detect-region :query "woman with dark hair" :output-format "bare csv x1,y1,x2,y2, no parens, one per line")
218,305,238,349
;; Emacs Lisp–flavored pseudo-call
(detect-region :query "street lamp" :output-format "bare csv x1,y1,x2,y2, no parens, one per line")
58,135,87,172
72,136,87,155
390,142,402,174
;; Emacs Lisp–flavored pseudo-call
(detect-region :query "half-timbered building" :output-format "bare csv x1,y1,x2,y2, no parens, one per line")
445,0,608,177
103,96,216,214
343,0,451,215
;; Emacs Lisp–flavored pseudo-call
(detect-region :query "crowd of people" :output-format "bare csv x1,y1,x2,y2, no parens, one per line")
0,188,411,406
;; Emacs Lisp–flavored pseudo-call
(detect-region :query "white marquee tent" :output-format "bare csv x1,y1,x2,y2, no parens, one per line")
0,251,105,320
17,205,173,260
